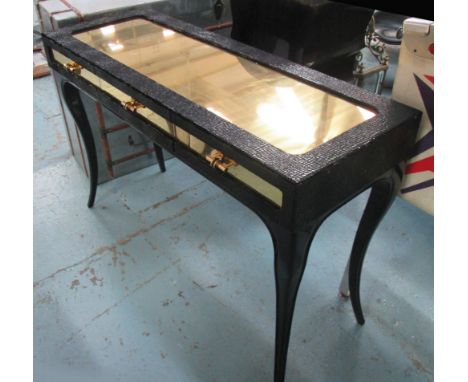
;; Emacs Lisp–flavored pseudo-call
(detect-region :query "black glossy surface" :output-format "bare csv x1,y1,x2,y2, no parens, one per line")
231,0,373,79
269,216,329,381
62,82,98,208
334,0,432,21
348,165,402,325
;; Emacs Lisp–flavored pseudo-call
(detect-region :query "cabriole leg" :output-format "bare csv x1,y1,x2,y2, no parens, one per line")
346,167,402,325
268,220,324,382
61,82,98,208
153,143,166,173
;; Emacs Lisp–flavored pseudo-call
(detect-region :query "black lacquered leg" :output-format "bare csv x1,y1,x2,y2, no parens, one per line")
348,167,402,325
61,82,98,208
268,220,324,382
153,143,166,173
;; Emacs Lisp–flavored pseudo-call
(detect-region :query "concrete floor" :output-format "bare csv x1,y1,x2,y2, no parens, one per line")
34,75,434,382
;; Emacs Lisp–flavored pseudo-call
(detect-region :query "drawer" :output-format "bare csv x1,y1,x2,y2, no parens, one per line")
53,49,283,206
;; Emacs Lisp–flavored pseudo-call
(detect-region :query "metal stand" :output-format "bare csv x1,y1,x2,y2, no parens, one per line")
353,15,390,95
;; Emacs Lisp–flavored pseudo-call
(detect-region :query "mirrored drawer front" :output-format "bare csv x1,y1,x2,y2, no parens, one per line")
53,50,283,207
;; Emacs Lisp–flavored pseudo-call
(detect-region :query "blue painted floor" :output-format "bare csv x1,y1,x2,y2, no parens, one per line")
34,75,434,382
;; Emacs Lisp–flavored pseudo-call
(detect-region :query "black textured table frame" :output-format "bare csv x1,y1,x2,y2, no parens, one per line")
43,8,420,382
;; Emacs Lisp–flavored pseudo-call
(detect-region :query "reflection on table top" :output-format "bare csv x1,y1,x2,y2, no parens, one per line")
74,18,375,155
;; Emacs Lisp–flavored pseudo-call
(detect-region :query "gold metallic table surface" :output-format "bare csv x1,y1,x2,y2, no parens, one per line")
74,18,375,155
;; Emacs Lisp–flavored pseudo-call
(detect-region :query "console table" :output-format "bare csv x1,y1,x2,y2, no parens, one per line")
42,11,420,382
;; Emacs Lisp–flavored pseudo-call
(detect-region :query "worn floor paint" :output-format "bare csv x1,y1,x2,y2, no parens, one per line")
34,75,434,382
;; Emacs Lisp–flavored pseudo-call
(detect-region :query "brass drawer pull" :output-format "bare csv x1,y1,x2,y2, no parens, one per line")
64,61,82,74
205,149,237,172
121,99,145,112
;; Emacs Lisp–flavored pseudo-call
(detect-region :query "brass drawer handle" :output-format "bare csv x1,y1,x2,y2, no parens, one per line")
64,61,82,74
205,149,237,172
121,99,145,112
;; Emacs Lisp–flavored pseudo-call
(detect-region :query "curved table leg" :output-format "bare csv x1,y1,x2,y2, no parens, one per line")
153,143,166,173
344,166,403,325
62,81,99,208
267,219,325,382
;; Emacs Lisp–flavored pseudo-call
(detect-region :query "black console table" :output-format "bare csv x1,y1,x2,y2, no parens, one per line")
42,10,420,382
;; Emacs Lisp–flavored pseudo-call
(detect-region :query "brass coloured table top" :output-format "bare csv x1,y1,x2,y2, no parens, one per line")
75,18,375,155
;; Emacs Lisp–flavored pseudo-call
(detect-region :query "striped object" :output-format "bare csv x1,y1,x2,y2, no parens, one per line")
392,18,434,215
